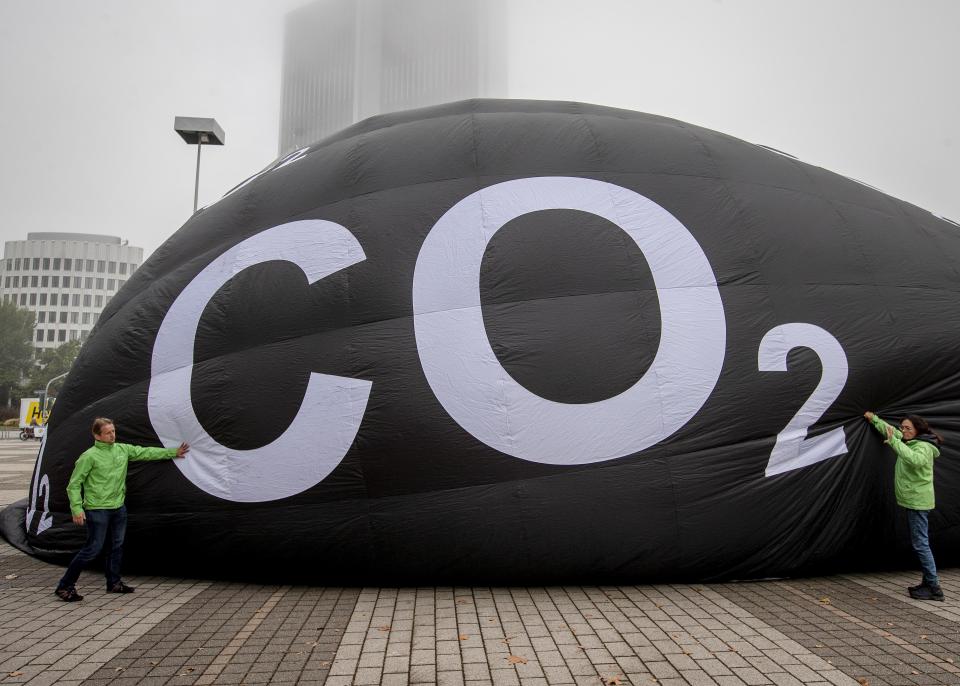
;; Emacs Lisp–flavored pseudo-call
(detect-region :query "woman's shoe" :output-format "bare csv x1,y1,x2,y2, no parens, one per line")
909,584,945,601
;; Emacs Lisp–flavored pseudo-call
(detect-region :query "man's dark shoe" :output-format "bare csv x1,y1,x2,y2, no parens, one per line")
908,582,925,593
909,584,945,601
55,587,83,602
107,581,135,594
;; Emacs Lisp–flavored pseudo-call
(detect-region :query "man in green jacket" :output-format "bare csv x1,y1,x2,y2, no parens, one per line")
54,417,189,602
864,411,944,601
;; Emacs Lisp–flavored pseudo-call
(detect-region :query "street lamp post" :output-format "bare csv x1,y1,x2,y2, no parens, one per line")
174,117,225,213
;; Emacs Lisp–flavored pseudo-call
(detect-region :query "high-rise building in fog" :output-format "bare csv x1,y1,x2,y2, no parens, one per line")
278,0,507,155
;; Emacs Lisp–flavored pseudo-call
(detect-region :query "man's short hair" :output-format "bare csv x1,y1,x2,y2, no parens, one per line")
91,417,114,436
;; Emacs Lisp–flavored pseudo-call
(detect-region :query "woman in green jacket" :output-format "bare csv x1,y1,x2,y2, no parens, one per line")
864,411,944,601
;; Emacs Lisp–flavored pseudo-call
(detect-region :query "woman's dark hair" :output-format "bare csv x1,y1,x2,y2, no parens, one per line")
906,414,945,444
91,417,114,436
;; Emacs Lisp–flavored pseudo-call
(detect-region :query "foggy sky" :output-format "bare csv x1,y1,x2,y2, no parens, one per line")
1,0,957,257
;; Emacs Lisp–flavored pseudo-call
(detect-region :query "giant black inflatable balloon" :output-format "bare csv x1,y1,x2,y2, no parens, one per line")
10,100,960,583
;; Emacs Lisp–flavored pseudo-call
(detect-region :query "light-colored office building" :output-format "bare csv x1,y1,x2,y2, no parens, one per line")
0,233,143,354
278,0,507,155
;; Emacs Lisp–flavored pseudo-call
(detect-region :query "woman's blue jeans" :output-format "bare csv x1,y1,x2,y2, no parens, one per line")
906,508,939,588
57,506,127,590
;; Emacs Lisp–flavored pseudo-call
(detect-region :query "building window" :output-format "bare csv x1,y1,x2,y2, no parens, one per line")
39,294,47,306
75,260,83,272
72,294,80,306
70,330,78,340
13,276,19,288
14,258,21,270
64,258,72,270
38,312,46,323
4,259,10,270
53,258,61,270
70,311,78,323
131,264,138,273
59,311,67,323
119,263,128,275
93,313,100,324
29,293,36,306
41,276,49,287
73,276,82,288
36,330,43,342
82,312,90,324
95,278,104,290
86,259,94,271
51,276,59,288
83,294,91,307
97,260,106,273
19,294,26,305
58,329,66,342
84,277,93,289
32,258,40,270
80,330,89,341
95,295,103,307
30,276,38,287
50,311,57,321
108,261,116,274
107,279,115,291
3,277,8,288
42,258,51,270
46,329,54,341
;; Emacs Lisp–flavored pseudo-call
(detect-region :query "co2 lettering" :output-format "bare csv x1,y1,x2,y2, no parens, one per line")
142,176,848,503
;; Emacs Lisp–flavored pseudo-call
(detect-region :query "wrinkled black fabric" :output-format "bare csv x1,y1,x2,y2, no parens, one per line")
4,100,958,584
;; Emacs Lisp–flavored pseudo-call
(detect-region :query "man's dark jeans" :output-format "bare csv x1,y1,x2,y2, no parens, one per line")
57,506,127,591
907,508,940,588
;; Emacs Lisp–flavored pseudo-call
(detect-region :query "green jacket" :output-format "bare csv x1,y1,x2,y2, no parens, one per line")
67,440,178,515
870,415,940,510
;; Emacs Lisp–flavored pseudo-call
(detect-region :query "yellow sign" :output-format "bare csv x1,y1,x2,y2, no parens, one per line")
19,398,49,428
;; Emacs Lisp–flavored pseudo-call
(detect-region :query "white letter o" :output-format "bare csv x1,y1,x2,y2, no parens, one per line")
412,177,725,465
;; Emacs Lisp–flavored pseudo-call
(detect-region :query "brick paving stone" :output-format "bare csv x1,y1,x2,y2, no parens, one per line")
1,444,960,686
411,662,438,683
713,572,960,686
490,668,521,685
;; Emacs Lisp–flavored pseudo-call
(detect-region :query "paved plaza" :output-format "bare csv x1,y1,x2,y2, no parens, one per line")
1,439,958,686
